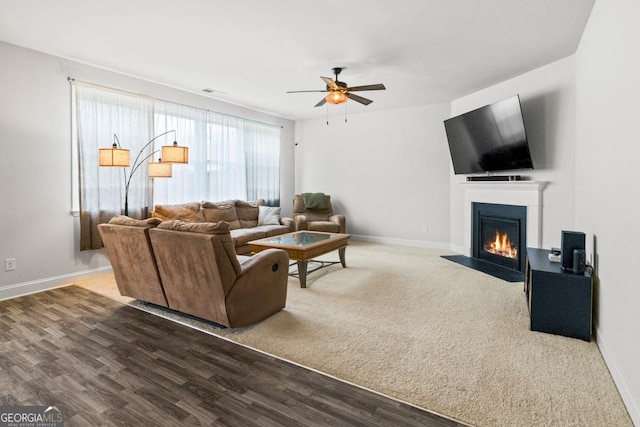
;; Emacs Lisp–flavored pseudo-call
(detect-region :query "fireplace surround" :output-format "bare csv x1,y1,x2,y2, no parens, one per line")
463,180,546,256
442,180,547,281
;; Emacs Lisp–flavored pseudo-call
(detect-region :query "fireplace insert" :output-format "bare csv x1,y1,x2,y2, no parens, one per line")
472,203,527,273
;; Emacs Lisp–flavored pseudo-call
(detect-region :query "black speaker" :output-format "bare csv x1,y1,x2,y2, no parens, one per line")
573,249,586,274
561,231,585,273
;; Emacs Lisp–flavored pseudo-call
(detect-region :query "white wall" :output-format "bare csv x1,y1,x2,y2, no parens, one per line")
575,0,640,422
449,56,578,253
0,41,295,298
295,104,451,247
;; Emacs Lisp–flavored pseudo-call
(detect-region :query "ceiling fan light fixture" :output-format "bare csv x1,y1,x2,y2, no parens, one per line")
288,68,384,107
326,91,348,105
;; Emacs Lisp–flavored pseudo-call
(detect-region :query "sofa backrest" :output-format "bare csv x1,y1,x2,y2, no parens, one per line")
148,221,241,326
98,216,168,307
151,202,205,222
152,199,266,229
201,200,241,229
234,199,265,228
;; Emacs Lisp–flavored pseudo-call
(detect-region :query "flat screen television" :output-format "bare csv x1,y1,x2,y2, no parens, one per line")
444,95,534,175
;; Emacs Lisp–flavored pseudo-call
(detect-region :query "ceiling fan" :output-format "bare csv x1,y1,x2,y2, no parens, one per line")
287,67,386,107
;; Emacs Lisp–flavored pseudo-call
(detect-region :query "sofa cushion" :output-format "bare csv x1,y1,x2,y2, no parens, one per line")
109,216,162,227
258,206,281,225
235,199,264,228
230,228,267,247
297,211,332,222
153,202,205,222
261,224,291,237
307,221,340,233
230,225,291,248
202,201,241,230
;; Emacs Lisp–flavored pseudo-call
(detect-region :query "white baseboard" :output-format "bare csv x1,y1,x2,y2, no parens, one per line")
0,266,113,301
448,243,468,256
596,327,639,425
350,234,451,251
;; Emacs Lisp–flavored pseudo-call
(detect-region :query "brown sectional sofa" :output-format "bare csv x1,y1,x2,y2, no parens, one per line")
98,216,289,328
152,199,294,254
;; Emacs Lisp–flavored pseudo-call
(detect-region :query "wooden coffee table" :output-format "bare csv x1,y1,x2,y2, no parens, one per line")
248,231,350,288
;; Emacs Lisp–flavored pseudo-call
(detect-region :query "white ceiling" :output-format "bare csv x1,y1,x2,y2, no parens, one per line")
0,0,595,120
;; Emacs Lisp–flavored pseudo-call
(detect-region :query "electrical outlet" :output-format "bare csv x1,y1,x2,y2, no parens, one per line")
5,258,16,271
421,225,429,233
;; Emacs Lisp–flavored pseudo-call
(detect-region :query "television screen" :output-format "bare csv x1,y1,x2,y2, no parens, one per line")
444,95,534,175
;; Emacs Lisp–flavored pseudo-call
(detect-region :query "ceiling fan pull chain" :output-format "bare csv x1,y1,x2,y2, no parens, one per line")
345,102,348,123
326,104,329,125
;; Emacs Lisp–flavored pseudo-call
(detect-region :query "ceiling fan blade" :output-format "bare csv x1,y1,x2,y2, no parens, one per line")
321,76,338,90
314,97,327,107
347,83,386,92
287,90,329,93
347,92,373,105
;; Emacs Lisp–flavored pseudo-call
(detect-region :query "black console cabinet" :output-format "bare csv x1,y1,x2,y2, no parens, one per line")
524,248,593,341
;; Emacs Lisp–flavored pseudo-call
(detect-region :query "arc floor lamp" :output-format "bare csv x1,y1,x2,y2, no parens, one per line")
99,130,188,216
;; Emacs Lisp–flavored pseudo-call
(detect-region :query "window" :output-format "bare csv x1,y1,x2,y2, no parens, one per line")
73,81,280,249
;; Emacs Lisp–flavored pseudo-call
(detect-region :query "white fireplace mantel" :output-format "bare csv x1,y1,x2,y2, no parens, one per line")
462,181,547,257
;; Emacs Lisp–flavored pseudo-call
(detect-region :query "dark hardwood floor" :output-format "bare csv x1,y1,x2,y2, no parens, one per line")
0,286,467,426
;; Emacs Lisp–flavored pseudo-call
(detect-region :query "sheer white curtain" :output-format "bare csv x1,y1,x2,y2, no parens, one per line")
152,102,209,204
152,108,280,206
243,121,280,206
207,112,248,202
75,82,153,249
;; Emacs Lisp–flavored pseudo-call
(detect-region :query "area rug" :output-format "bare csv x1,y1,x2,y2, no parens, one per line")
78,242,632,427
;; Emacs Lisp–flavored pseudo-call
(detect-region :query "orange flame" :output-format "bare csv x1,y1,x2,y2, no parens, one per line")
485,231,517,259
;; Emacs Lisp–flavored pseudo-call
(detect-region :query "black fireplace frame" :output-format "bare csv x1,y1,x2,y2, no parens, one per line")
472,202,527,273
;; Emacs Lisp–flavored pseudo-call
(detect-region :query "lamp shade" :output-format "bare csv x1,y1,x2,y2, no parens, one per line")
99,147,130,167
325,91,348,105
148,161,172,178
162,142,189,163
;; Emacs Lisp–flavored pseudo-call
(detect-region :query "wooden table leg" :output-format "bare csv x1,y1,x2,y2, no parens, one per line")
297,260,308,288
339,247,347,268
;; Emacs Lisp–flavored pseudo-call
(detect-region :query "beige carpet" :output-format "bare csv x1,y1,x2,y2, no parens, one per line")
75,242,632,427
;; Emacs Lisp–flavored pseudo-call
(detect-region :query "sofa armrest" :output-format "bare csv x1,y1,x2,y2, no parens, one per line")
329,214,346,234
294,215,308,231
225,248,289,328
280,216,295,233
